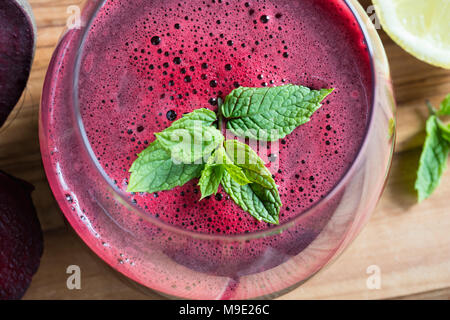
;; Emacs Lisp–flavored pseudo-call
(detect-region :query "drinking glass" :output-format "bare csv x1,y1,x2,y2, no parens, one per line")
40,0,396,299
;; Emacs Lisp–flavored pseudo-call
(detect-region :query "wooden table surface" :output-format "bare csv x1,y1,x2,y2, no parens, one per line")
1,0,449,300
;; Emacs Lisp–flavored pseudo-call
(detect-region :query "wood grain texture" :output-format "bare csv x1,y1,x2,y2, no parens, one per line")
0,0,448,300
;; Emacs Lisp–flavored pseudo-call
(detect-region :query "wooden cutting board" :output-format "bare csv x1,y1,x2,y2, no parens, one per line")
0,0,448,300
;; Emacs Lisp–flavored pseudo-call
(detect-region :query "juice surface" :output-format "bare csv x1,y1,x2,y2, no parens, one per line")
76,0,373,235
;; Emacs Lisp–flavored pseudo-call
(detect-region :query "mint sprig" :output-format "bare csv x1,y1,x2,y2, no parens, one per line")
415,94,450,202
127,84,333,224
221,85,333,141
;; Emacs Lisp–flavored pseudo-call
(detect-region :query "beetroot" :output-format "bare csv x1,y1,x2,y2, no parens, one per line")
0,171,43,300
0,0,36,127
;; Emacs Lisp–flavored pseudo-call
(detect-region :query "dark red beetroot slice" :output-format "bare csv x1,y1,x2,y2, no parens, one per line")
0,0,36,127
0,171,43,300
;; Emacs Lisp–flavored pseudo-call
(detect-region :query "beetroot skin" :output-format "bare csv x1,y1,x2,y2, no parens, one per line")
0,0,36,127
0,171,43,300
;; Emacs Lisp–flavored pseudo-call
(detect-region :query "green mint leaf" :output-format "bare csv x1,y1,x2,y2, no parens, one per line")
223,163,251,185
437,94,450,116
127,140,203,193
220,140,281,224
221,85,333,141
224,140,274,189
211,145,252,185
156,125,224,164
415,115,450,202
221,171,281,224
198,164,225,200
198,147,250,199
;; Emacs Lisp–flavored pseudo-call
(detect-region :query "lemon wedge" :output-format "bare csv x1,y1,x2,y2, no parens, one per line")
373,0,450,69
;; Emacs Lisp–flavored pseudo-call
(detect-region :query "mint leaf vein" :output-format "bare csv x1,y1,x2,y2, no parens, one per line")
128,84,333,224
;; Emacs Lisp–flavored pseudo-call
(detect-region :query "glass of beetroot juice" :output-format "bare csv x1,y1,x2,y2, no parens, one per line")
40,0,395,299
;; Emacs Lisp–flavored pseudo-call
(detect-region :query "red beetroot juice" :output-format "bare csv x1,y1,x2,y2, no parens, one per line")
79,0,371,232
41,0,374,288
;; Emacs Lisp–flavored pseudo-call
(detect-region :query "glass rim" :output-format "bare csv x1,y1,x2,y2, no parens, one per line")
71,0,380,242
